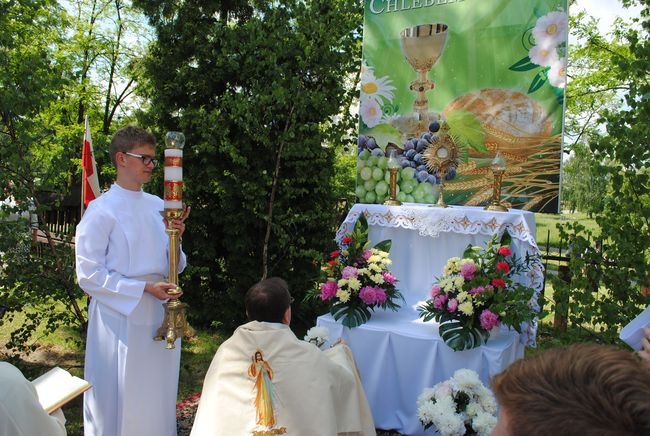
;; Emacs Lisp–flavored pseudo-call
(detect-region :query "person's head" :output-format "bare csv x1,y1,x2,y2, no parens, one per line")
491,342,650,436
244,277,292,324
110,126,158,189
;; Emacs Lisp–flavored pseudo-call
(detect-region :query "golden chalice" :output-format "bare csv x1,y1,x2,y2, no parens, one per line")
391,23,449,139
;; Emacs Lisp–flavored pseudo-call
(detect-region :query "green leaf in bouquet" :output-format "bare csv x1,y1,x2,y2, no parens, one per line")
373,239,392,252
331,301,372,329
439,319,489,352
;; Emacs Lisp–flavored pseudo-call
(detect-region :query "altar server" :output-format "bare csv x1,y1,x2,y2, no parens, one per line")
191,277,375,436
75,126,188,436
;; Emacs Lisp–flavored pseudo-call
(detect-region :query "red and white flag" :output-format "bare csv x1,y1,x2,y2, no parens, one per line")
82,115,101,207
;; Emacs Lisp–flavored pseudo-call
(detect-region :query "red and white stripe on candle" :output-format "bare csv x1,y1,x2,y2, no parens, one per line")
164,148,183,209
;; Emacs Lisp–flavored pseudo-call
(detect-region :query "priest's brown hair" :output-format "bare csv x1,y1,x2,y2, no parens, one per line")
109,125,156,166
245,277,292,323
491,342,650,436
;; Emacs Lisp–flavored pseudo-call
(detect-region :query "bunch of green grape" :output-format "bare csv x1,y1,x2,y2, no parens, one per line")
355,143,438,205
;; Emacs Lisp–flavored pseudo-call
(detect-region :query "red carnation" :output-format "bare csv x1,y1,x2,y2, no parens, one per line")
496,261,510,273
498,246,512,256
327,259,337,269
491,278,506,288
342,236,353,244
330,250,340,259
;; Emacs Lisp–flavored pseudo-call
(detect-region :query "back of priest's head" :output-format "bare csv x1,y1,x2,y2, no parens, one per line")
245,277,292,323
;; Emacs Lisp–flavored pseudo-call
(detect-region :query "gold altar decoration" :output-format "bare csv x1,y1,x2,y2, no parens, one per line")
484,151,509,212
423,124,459,208
391,23,448,139
384,151,402,206
154,131,195,349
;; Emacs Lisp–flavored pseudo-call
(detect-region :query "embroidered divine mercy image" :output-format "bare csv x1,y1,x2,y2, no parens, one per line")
248,349,286,435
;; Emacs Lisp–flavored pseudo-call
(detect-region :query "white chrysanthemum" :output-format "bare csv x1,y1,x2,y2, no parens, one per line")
532,10,568,48
304,326,329,348
456,291,469,303
360,73,396,105
548,57,567,88
368,254,382,263
443,257,461,275
416,399,437,425
466,402,482,417
453,276,465,288
454,369,482,390
459,301,474,316
417,388,436,405
373,248,389,258
434,381,453,398
528,43,559,67
472,412,498,436
477,389,498,414
347,277,361,291
357,268,369,276
440,278,455,292
360,98,383,128
336,289,350,303
370,273,384,284
337,278,348,288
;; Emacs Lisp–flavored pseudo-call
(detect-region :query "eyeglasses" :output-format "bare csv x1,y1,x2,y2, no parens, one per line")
124,152,158,166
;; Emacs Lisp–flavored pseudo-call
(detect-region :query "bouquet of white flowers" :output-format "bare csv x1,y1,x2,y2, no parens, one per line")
416,369,497,436
303,326,329,349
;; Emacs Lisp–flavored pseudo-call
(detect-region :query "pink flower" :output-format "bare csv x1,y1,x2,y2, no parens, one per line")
430,285,442,298
341,266,359,280
361,250,373,261
320,281,338,301
469,286,485,295
496,261,510,274
382,271,397,285
498,246,512,256
447,298,458,313
480,309,500,331
491,278,506,288
433,294,449,310
374,287,387,304
360,286,377,305
460,262,477,280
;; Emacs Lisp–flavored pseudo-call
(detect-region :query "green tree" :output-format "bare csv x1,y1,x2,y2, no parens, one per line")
135,0,363,329
560,142,608,215
551,0,649,342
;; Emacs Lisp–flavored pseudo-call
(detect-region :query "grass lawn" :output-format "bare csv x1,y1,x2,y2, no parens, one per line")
534,211,599,250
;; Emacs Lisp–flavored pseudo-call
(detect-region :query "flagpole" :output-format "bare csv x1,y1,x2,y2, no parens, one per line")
80,115,88,218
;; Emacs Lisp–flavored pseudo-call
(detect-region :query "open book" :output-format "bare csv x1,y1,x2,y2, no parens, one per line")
31,366,92,414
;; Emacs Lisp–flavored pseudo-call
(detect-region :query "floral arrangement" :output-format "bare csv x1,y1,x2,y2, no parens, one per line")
418,234,539,351
309,214,404,328
303,326,329,349
416,369,497,436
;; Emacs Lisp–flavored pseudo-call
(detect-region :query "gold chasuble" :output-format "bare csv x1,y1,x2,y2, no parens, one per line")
190,321,375,436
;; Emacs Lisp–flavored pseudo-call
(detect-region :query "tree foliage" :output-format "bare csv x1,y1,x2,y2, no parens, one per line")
134,0,363,330
552,0,650,343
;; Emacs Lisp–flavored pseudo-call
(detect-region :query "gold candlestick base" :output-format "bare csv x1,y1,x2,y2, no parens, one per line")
154,207,194,349
484,202,509,212
154,291,195,349
384,167,402,206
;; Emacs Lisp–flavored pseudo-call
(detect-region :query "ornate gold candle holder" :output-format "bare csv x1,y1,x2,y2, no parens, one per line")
154,131,195,349
384,151,402,206
484,151,509,212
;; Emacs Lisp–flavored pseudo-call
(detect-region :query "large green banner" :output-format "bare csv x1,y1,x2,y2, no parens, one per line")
356,0,568,212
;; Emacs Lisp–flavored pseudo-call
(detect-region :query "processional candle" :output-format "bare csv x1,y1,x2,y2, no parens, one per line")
164,132,185,210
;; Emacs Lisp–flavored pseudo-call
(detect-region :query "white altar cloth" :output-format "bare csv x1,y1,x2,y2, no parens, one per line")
316,203,543,435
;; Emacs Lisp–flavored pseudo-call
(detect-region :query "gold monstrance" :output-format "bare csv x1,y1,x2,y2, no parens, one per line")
423,124,459,208
154,131,195,349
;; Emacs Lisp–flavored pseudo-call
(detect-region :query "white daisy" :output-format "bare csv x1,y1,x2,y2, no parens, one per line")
528,43,559,67
532,10,568,48
548,57,567,88
360,98,383,128
360,73,396,105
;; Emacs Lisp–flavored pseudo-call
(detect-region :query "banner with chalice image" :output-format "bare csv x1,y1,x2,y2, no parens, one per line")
357,0,568,213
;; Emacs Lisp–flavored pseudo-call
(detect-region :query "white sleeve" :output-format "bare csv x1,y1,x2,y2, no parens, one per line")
75,204,144,316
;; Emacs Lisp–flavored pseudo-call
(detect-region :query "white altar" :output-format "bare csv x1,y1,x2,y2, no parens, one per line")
316,203,544,435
